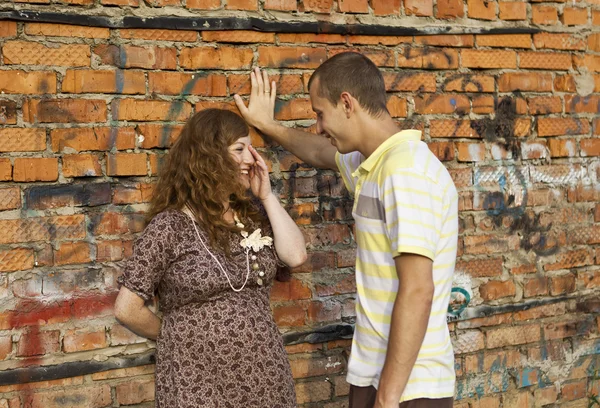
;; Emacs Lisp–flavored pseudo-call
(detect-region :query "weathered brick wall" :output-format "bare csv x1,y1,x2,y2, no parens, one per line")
0,0,599,407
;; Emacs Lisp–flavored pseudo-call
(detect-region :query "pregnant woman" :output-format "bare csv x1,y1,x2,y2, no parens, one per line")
114,108,307,407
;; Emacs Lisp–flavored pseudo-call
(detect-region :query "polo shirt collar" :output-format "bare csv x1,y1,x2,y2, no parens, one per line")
353,129,422,176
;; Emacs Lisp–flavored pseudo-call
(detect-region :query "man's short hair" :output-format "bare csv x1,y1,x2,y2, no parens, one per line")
308,52,389,117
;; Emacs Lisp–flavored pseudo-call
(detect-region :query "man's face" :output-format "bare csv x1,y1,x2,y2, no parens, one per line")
310,79,355,154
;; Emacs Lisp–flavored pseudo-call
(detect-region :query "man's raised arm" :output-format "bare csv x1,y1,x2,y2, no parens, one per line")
234,67,338,171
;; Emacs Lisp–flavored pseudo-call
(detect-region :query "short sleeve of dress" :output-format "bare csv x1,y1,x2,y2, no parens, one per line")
117,211,177,301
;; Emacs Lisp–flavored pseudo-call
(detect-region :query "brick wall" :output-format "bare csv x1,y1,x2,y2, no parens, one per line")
0,0,599,407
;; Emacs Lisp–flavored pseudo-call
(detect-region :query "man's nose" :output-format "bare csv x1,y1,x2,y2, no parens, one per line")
316,119,324,135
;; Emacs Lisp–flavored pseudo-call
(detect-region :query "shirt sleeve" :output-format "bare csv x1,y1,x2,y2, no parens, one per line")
381,170,441,261
335,151,363,195
117,212,177,301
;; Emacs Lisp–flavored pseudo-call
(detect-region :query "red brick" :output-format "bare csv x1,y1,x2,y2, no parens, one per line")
532,5,558,25
0,71,57,94
594,10,600,25
62,154,102,178
278,33,345,44
0,248,34,273
0,336,11,360
498,72,553,92
258,46,327,68
528,96,562,115
273,304,306,326
24,99,107,123
519,51,572,70
101,0,139,5
302,0,334,13
119,28,197,41
229,73,303,96
290,354,345,379
555,74,577,92
479,280,516,300
17,330,60,357
186,0,220,8
415,35,473,47
0,128,46,152
486,325,541,348
62,70,145,94
565,95,600,114
0,215,85,245
461,49,516,68
96,240,124,262
337,0,368,13
116,380,155,405
180,46,253,69
414,94,469,114
292,251,336,272
371,0,400,15
561,7,588,26
397,47,458,69
547,139,577,157
456,258,503,278
436,0,464,19
0,100,17,125
148,72,226,96
63,330,107,352
477,34,531,48
218,0,256,8
537,118,590,137
203,30,275,43
106,153,147,176
0,21,17,37
2,41,90,66
112,99,192,122
51,127,135,152
428,141,455,162
94,44,176,70
524,276,549,297
295,380,331,404
468,0,497,20
348,35,411,46
13,158,58,182
25,23,109,38
135,124,183,149
91,364,154,380
561,380,587,401
384,72,437,92
549,274,576,295
443,74,494,92
55,242,91,265
581,139,600,156
0,159,12,181
27,386,111,408
533,33,586,51
430,120,479,138
404,0,433,16
499,1,526,20
457,142,486,162
264,0,296,10
271,278,312,301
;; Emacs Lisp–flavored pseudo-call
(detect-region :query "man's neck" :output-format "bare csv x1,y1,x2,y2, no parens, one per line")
358,116,403,158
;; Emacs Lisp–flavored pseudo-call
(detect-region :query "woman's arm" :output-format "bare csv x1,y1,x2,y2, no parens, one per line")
261,193,307,268
114,287,162,340
248,145,307,268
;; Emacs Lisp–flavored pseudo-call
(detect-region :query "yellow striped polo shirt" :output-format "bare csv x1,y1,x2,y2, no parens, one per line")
335,129,458,402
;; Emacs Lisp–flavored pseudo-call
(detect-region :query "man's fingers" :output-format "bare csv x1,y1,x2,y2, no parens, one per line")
254,67,264,93
233,94,248,116
250,71,258,97
262,70,270,93
270,81,276,104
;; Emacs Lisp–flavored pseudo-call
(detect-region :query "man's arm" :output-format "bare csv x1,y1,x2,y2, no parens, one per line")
375,254,435,408
234,67,338,171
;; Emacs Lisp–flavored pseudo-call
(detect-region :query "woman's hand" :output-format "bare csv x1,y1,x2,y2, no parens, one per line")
248,145,272,201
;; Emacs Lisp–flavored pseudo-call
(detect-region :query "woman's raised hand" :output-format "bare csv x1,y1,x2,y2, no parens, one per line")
248,145,272,201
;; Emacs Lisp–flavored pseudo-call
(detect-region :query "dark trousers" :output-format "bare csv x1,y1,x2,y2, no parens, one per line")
349,385,454,408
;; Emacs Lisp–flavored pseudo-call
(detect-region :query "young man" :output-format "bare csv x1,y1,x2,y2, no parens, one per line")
234,52,458,408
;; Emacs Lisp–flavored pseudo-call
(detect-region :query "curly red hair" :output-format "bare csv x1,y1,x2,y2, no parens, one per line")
146,109,260,252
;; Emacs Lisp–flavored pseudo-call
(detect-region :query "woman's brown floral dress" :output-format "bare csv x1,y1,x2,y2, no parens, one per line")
118,209,297,408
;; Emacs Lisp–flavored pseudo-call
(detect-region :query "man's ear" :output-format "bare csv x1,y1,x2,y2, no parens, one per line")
339,92,355,117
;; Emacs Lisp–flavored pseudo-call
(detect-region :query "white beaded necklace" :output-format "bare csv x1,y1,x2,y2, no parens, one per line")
184,206,251,292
